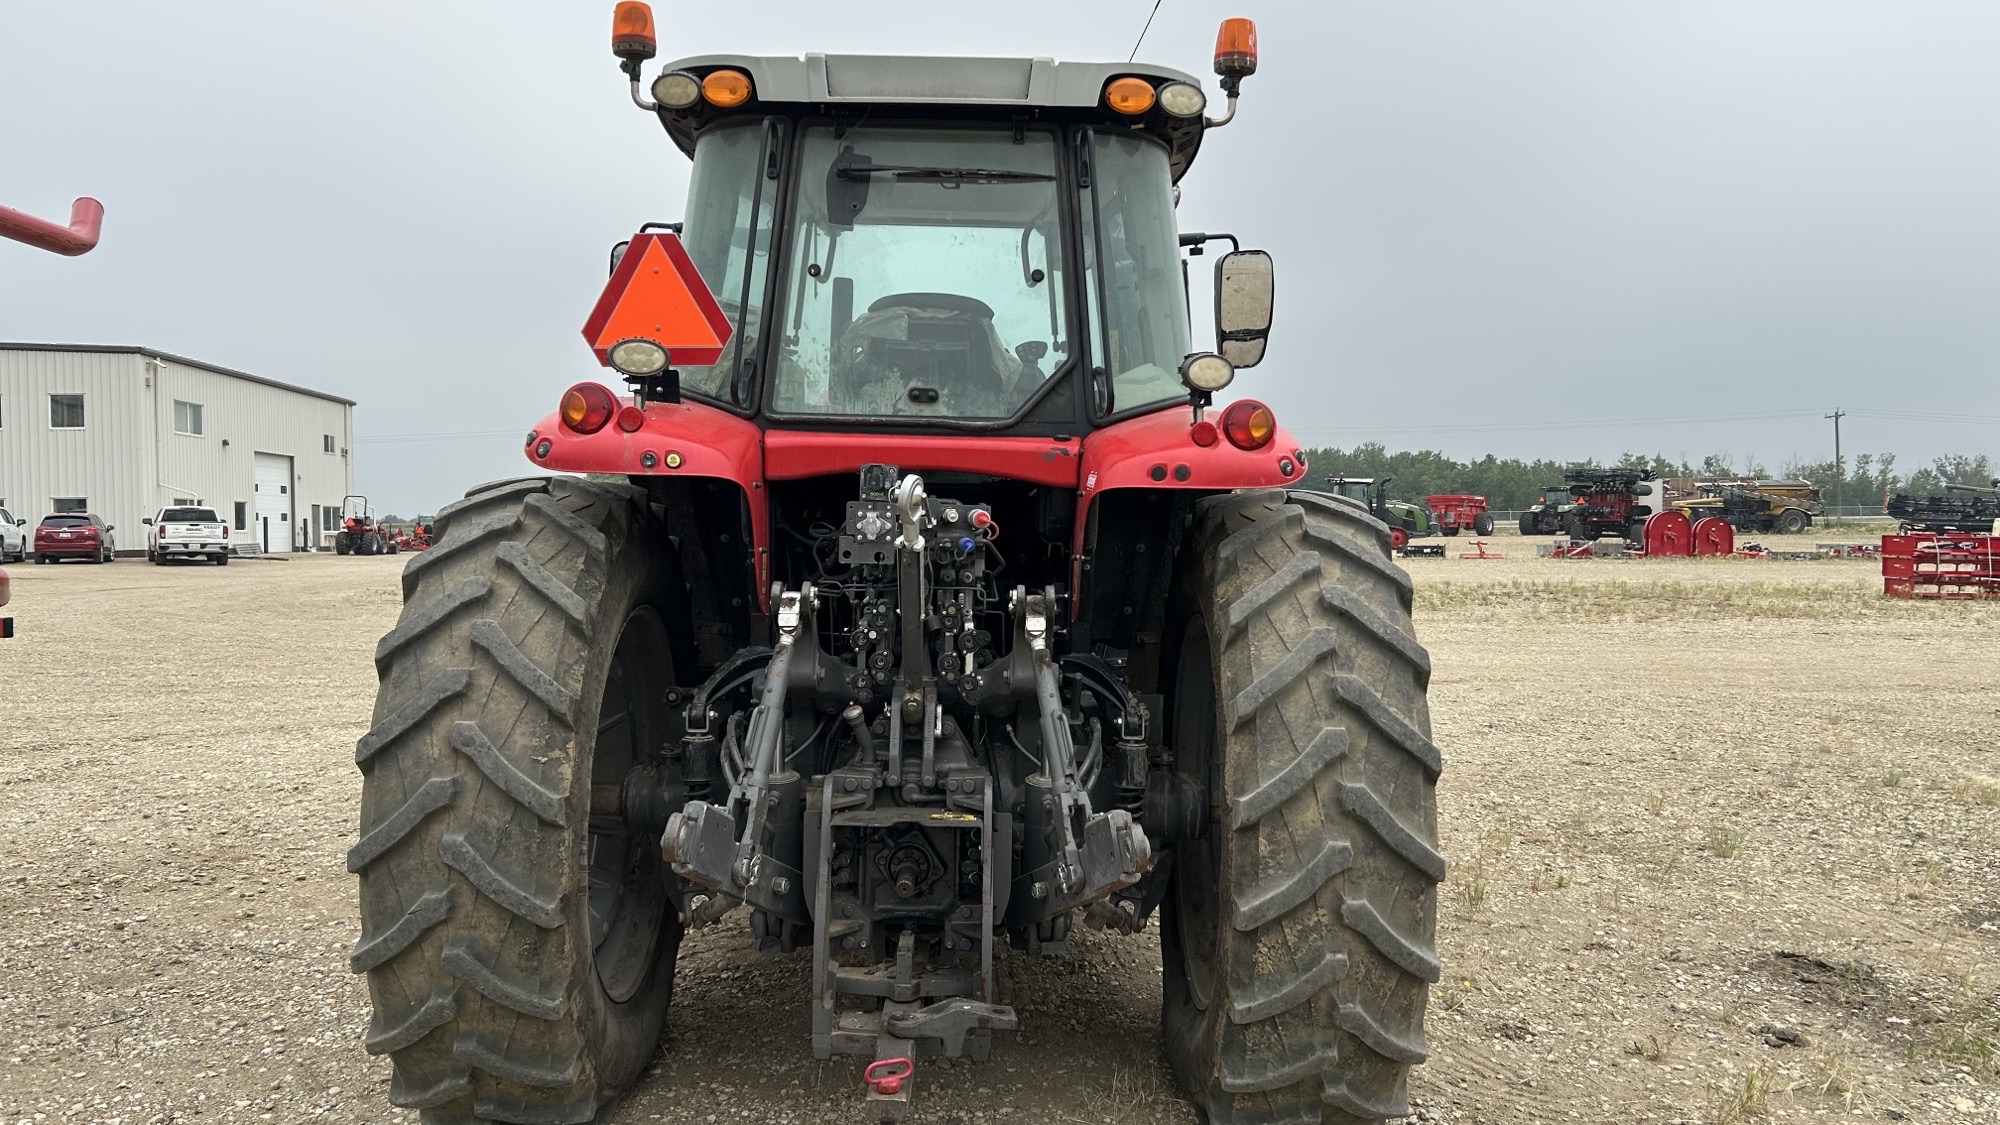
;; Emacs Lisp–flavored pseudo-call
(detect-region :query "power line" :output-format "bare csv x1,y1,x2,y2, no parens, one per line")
1128,0,1165,62
355,429,524,445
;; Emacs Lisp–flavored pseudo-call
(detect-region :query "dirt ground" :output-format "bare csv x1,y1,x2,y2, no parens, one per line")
2,541,1995,1124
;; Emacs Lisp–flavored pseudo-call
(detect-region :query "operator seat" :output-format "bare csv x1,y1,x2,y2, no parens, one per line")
862,292,1009,410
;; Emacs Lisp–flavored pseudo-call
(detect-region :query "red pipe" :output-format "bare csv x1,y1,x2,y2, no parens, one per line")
0,197,104,256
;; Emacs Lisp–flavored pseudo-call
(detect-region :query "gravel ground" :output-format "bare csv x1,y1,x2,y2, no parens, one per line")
1,546,1994,1124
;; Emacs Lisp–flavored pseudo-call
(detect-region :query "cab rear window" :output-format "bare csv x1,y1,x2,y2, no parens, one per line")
161,508,220,523
41,516,90,528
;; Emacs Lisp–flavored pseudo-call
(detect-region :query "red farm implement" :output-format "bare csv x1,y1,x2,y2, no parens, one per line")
1425,493,1493,537
1881,533,1999,599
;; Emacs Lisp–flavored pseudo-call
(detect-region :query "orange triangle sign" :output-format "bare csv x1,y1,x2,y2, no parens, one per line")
582,233,734,367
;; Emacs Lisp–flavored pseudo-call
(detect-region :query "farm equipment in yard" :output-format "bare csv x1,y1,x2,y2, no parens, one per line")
1886,479,2000,534
1669,478,1821,534
390,521,435,552
1426,493,1493,537
334,495,394,556
1881,531,1999,599
1554,468,1656,541
349,10,1439,1125
1325,476,1436,551
1516,486,1575,536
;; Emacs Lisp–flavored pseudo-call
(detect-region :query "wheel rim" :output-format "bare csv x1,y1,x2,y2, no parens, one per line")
587,606,673,1003
1168,615,1221,1012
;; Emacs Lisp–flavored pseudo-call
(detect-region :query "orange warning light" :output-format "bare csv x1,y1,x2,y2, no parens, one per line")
612,2,657,62
1103,77,1157,116
1214,18,1258,79
701,68,753,108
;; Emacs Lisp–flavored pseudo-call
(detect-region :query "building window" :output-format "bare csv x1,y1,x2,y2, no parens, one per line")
234,501,248,531
50,394,85,429
321,506,339,532
53,497,88,513
174,400,205,435
323,434,336,454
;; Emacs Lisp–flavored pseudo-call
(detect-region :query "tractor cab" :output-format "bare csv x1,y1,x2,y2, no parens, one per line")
1324,475,1383,506
595,36,1274,435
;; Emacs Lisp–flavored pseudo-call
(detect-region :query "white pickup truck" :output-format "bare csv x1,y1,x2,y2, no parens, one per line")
144,506,231,565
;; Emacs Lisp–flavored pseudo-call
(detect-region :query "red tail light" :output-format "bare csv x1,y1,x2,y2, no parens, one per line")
1220,400,1277,451
615,405,645,433
560,383,617,435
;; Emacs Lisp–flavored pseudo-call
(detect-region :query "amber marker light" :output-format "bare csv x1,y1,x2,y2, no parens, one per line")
701,69,753,108
560,383,617,434
1221,399,1276,451
611,2,657,61
1104,77,1157,115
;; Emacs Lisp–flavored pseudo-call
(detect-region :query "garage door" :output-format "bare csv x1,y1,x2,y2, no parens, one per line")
253,453,293,554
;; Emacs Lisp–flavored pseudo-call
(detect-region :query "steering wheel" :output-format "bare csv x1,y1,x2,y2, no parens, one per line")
867,292,995,319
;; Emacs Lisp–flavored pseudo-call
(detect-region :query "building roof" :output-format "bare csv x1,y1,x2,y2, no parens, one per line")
0,342,357,406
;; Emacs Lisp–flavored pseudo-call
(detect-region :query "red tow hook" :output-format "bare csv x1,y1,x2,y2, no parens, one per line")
863,1057,913,1096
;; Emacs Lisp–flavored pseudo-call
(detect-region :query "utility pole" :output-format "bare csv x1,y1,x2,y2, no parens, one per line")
1825,408,1846,508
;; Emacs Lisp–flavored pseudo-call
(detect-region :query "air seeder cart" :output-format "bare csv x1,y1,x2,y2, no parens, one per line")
1425,493,1492,537
350,11,1440,1125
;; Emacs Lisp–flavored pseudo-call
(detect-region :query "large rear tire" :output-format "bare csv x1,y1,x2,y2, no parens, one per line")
351,477,689,1123
1775,508,1808,534
1161,490,1442,1124
1472,512,1494,537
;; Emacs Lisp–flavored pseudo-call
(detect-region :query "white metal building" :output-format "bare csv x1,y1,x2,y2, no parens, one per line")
0,344,355,554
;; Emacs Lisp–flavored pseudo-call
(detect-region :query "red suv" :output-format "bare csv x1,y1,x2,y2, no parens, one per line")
34,513,118,563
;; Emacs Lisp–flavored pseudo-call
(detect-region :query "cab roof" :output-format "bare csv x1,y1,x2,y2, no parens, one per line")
654,53,1211,180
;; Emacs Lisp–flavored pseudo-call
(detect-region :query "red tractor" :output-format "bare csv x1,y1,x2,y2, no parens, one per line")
333,495,394,556
351,10,1439,1125
1425,493,1494,537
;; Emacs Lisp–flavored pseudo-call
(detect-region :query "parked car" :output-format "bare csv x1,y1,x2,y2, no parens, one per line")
144,506,231,565
0,506,26,563
34,513,116,563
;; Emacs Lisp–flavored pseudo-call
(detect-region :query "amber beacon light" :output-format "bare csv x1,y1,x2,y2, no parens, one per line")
1214,18,1258,79
611,2,657,61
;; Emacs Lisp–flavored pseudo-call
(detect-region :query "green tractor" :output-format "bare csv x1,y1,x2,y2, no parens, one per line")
1517,486,1575,536
1325,476,1434,551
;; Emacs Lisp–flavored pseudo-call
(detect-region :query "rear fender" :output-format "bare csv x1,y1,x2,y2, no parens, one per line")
529,397,770,610
1070,405,1307,614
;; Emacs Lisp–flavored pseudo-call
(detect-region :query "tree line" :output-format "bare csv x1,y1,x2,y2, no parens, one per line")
1301,444,1996,511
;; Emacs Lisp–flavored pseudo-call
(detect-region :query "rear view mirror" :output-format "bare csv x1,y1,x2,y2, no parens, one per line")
142,517,154,525
1215,249,1273,368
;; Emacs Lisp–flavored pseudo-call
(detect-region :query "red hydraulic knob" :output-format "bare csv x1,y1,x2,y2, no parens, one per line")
863,1057,912,1096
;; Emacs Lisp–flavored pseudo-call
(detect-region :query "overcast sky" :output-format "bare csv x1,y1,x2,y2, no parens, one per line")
5,1,1996,514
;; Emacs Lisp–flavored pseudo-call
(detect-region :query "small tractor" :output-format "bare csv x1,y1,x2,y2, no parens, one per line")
334,495,395,556
1425,493,1493,537
350,10,1440,1125
1516,485,1575,536
1887,478,2000,533
1551,468,1657,541
1324,475,1436,551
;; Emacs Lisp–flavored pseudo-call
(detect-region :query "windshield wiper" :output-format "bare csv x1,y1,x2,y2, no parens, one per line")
834,162,1055,185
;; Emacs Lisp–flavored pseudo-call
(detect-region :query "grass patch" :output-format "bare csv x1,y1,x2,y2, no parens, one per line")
1414,576,1892,621
1707,825,1745,858
1706,1064,1777,1124
1953,775,2000,806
